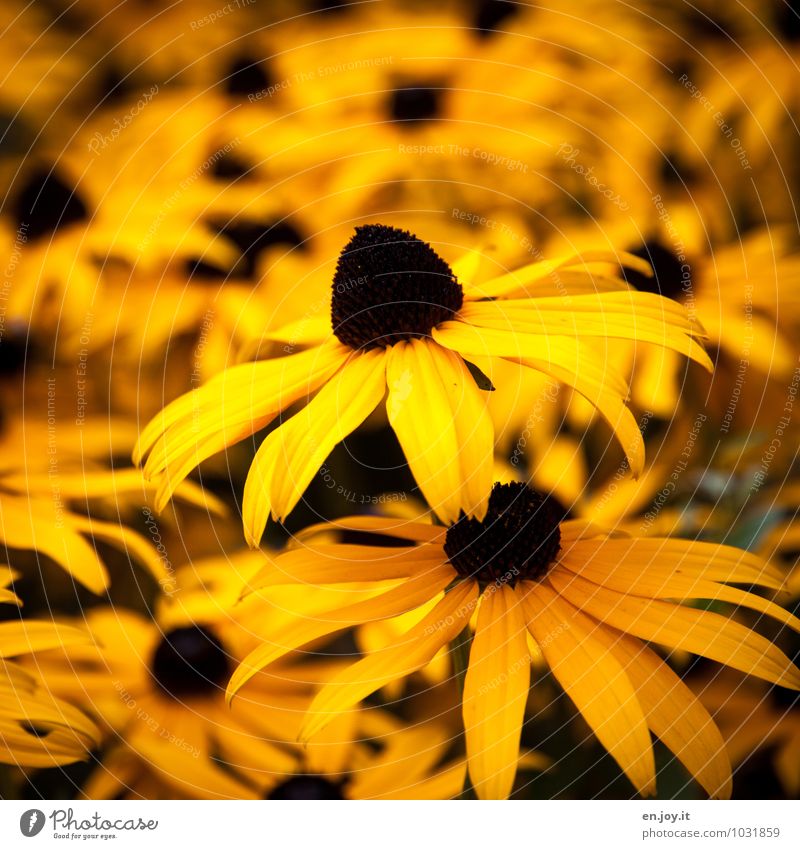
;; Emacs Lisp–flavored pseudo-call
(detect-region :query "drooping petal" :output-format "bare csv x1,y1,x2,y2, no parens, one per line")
434,325,645,474
591,627,732,798
550,570,800,689
464,250,653,300
559,538,786,591
447,289,712,371
559,545,800,632
260,350,387,527
349,721,455,799
66,514,170,586
227,562,457,703
299,580,479,741
0,496,110,593
245,543,448,592
522,581,656,796
0,621,91,657
386,339,492,524
294,515,445,545
135,341,350,506
462,585,531,800
128,727,257,800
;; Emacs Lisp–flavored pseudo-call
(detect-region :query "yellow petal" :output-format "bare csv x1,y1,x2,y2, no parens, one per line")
550,570,800,689
0,621,92,657
592,628,732,798
265,350,387,523
386,339,492,524
300,580,479,741
246,543,447,592
469,250,653,299
463,585,530,800
227,562,457,703
0,496,109,593
135,342,350,507
522,581,656,796
559,545,800,633
294,515,445,545
560,538,786,591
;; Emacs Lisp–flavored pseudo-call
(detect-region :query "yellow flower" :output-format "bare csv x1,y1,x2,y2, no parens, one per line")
26,556,330,799
83,707,486,800
1,566,99,767
135,224,710,539
228,481,800,800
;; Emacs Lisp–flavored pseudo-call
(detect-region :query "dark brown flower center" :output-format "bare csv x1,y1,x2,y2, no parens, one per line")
623,240,688,301
473,0,520,39
14,168,88,240
444,483,563,587
267,774,347,800
150,625,230,699
331,224,463,351
388,82,444,124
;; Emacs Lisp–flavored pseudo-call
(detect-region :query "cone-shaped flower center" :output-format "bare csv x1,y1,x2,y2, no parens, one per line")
444,483,563,587
267,774,346,799
331,224,464,350
150,625,231,699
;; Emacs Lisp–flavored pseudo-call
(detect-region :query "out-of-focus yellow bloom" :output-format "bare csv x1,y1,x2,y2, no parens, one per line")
1,568,100,766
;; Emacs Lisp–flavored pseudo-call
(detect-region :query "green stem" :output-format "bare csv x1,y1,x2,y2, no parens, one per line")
450,625,477,800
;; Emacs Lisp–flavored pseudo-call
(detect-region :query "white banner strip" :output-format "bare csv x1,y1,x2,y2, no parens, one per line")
1,799,798,848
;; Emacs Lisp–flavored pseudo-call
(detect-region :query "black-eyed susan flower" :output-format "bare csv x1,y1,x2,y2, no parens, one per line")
1,567,100,766
135,224,710,539
228,481,800,800
82,706,493,801
25,554,352,799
